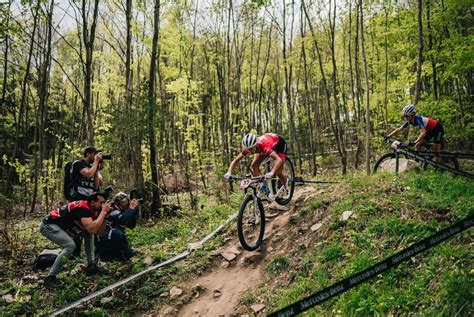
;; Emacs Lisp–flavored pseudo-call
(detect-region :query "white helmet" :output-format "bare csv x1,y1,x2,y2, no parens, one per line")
242,133,257,149
402,104,416,116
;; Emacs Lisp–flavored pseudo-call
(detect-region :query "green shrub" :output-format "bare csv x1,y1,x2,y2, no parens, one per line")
322,243,343,262
267,256,291,274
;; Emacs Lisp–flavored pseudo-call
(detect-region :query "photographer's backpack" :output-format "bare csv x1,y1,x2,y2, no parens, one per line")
63,160,80,200
32,249,61,271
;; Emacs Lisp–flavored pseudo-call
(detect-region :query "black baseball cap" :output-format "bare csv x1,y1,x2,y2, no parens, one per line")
83,146,102,156
86,191,107,202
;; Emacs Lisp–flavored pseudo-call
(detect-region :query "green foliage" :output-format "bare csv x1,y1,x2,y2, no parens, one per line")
1,0,474,314
267,256,291,274
288,215,298,226
317,156,335,168
321,242,344,262
240,291,256,306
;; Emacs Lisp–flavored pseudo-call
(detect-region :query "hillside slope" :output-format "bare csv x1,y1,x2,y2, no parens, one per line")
150,172,473,316
0,172,471,316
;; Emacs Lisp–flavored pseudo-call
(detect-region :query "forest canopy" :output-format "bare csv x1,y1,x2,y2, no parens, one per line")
1,0,473,213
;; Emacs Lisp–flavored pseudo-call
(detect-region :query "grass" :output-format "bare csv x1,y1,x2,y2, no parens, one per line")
267,256,291,274
250,171,473,316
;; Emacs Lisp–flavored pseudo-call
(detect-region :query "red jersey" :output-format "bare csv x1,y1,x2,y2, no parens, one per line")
402,115,438,131
242,133,280,156
44,201,98,237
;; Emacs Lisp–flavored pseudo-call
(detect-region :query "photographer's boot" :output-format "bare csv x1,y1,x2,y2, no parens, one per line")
43,275,61,289
85,263,107,276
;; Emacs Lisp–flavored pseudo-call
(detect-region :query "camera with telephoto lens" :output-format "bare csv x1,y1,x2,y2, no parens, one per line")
103,185,114,199
136,198,144,204
100,153,112,160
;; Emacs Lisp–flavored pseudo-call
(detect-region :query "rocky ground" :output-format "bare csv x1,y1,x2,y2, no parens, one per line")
147,186,339,316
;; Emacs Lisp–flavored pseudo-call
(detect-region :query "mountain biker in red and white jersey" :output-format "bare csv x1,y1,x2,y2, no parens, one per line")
386,104,444,163
224,133,288,195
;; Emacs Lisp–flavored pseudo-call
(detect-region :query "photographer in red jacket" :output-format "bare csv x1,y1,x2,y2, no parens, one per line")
39,192,111,289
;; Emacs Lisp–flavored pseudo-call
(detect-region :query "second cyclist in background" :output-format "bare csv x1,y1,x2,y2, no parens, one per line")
386,104,445,163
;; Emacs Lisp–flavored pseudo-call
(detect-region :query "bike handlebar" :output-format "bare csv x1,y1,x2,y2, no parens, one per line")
228,175,265,181
382,137,416,148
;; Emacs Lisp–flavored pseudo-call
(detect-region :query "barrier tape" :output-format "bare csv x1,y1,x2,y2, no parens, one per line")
294,180,339,185
269,214,473,317
48,212,238,316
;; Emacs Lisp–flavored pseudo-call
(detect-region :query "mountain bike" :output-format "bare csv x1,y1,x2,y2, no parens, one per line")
373,138,460,173
229,156,296,251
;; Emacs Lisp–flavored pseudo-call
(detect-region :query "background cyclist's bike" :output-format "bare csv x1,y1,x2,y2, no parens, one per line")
373,138,460,173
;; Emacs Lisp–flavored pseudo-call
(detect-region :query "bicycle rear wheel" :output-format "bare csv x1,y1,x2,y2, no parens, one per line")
422,156,460,173
269,158,295,205
237,194,265,251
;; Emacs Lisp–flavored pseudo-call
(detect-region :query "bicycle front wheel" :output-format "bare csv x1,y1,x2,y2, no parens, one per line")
237,194,265,251
373,153,396,173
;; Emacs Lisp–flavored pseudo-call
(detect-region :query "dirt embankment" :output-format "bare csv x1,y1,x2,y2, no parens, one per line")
148,186,332,316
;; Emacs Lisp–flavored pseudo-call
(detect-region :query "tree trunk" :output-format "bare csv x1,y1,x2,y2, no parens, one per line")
282,0,302,172
81,0,100,144
300,8,317,176
14,2,39,161
1,0,11,105
359,0,371,174
354,1,363,169
426,0,438,100
147,0,162,211
383,2,390,131
414,0,424,105
31,0,55,213
328,0,347,174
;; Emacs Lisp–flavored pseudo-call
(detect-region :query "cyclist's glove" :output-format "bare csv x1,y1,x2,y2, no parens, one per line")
265,171,275,179
224,172,232,180
383,135,389,142
391,141,401,150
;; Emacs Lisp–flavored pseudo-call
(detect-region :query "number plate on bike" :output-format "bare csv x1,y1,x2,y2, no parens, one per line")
240,179,251,189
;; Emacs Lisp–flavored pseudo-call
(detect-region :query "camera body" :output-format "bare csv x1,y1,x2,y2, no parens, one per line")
101,153,112,160
103,185,114,199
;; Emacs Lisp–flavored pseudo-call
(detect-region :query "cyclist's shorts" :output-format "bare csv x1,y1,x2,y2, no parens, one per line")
275,136,287,160
425,123,444,144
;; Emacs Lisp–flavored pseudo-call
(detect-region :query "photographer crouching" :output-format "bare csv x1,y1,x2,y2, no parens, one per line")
39,192,111,289
95,192,139,262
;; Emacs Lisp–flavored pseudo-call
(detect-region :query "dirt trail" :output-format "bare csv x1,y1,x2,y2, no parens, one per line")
178,260,264,316
155,187,325,316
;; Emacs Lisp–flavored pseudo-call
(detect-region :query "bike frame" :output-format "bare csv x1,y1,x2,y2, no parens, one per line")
233,174,284,202
261,156,290,200
381,138,474,179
